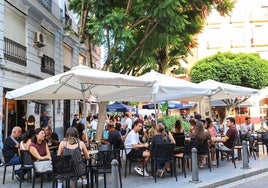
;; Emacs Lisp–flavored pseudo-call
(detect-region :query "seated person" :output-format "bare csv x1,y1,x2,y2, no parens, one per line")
240,116,256,150
29,128,51,161
76,122,87,143
171,119,185,134
124,119,150,177
20,130,35,151
212,117,238,151
101,122,122,149
57,127,90,187
3,126,25,180
150,123,171,177
191,121,212,166
44,125,59,146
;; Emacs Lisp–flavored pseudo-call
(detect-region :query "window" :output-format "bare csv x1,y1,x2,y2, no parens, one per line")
4,37,27,66
41,55,55,75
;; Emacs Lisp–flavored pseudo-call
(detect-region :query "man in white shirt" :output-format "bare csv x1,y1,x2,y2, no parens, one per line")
90,115,98,130
124,119,150,176
240,116,256,151
125,113,133,132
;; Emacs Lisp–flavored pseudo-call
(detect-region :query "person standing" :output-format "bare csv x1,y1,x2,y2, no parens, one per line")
71,114,80,127
25,115,36,132
18,112,27,133
124,119,150,177
40,111,50,128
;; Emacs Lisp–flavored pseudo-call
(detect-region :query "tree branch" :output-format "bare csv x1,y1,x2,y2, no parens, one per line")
126,22,158,63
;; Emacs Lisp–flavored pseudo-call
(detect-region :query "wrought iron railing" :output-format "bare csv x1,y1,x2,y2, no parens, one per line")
41,55,55,75
4,37,27,66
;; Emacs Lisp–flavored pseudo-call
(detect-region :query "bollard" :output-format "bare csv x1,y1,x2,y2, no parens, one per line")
189,148,201,183
241,140,251,169
111,159,120,188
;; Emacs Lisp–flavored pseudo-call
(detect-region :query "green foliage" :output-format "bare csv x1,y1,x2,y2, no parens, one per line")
190,52,268,89
158,115,190,133
68,0,234,74
160,102,168,112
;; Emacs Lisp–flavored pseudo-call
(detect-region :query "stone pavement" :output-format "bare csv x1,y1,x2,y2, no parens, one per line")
0,150,268,188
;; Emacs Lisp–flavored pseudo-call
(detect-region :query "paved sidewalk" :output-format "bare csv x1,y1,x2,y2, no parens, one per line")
0,151,268,188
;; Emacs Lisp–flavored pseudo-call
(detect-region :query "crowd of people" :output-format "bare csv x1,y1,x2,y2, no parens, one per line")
0,109,260,186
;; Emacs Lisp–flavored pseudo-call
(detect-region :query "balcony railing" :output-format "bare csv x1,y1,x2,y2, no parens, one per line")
41,55,55,75
37,0,63,23
4,37,27,66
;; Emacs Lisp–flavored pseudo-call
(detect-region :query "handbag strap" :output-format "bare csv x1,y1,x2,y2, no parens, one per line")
10,136,19,146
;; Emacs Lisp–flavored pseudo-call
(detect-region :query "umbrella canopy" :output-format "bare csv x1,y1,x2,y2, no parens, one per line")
106,102,135,112
99,70,212,102
5,65,155,101
198,79,260,101
142,101,183,109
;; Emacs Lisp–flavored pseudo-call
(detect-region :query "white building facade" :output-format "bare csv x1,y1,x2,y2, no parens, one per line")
192,0,268,125
0,0,100,140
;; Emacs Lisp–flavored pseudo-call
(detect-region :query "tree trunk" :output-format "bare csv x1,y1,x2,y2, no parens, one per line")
95,101,108,141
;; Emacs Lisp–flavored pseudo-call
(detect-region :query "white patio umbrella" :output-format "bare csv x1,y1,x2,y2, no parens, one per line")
98,70,212,119
98,70,212,102
198,79,260,101
5,65,155,101
5,65,156,143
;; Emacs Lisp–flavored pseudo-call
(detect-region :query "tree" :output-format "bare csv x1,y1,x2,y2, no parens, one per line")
68,0,234,140
190,52,268,118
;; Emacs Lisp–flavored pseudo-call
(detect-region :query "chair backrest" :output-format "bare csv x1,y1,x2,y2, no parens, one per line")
232,135,239,149
96,149,121,169
196,139,210,154
183,140,198,157
172,133,185,148
52,155,73,175
261,132,268,145
112,139,122,150
153,143,175,162
20,150,34,166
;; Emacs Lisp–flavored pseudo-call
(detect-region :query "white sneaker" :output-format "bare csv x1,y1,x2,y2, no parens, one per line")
77,178,82,183
143,169,149,177
210,161,216,166
82,178,87,185
134,166,149,177
134,166,143,176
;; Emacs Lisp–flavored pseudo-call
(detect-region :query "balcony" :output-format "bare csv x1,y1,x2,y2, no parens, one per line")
37,0,63,22
4,37,27,66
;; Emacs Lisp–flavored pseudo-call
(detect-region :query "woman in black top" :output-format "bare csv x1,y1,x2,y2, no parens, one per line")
150,123,171,177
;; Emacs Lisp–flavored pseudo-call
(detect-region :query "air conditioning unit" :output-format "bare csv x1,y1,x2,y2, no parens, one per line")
34,32,45,47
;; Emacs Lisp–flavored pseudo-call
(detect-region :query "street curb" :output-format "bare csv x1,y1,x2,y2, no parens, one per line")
199,168,268,188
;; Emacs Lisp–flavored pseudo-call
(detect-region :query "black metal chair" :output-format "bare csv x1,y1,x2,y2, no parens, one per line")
216,137,238,168
175,140,198,178
196,139,211,172
124,146,146,177
2,151,17,184
19,150,34,188
90,149,122,188
151,143,177,182
172,133,185,154
32,160,53,188
51,155,77,188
